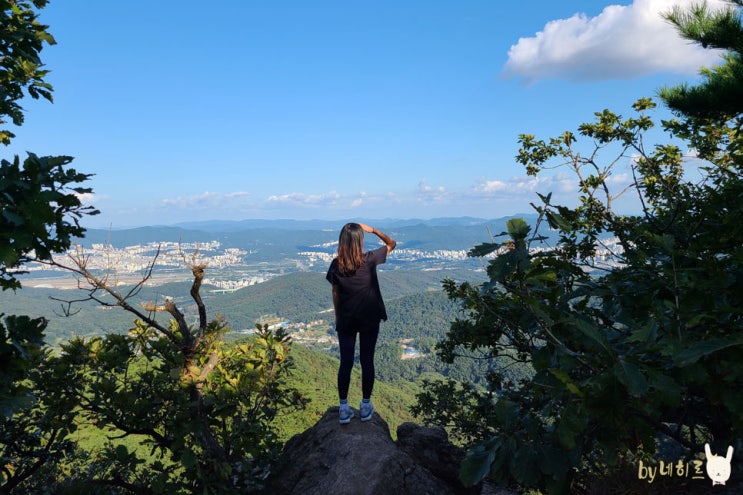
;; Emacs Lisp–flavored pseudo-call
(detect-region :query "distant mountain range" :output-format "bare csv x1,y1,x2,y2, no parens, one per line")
171,216,519,232
77,215,542,251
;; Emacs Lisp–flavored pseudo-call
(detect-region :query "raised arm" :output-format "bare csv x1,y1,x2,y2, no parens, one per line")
359,223,396,254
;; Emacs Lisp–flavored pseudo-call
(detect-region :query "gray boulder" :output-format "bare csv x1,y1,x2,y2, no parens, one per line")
265,407,479,495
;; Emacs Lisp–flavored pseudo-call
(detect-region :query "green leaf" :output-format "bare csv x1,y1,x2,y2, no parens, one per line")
627,321,656,343
536,191,553,204
2,209,24,226
549,368,584,397
469,242,503,258
506,218,530,241
674,338,743,366
510,445,539,485
645,232,675,252
460,436,500,487
572,317,612,355
493,398,520,427
546,210,572,232
556,411,584,450
486,250,522,282
613,359,648,397
645,369,682,407
539,445,570,477
181,449,198,468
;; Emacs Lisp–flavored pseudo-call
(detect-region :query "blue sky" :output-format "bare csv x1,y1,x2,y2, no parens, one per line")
6,0,729,228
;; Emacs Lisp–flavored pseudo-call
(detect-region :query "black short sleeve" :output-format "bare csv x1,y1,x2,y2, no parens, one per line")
326,246,389,333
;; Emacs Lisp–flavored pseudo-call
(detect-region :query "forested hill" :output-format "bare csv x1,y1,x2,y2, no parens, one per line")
212,271,330,330
0,268,484,345
1,266,516,393
210,267,481,330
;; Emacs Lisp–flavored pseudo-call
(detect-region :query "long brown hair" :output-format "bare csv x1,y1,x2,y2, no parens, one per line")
337,223,365,275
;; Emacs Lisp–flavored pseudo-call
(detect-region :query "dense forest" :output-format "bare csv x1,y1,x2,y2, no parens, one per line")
0,267,480,341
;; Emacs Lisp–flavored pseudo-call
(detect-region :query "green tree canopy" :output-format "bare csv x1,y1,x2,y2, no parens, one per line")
416,1,743,493
0,0,99,292
0,0,55,145
0,2,97,490
660,0,743,118
1,0,98,427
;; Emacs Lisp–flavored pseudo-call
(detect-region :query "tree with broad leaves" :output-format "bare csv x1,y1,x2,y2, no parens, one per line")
9,246,306,494
1,2,98,490
1,3,304,493
414,1,743,493
0,0,55,146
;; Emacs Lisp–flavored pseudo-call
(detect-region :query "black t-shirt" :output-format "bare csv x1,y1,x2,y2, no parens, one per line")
326,246,388,333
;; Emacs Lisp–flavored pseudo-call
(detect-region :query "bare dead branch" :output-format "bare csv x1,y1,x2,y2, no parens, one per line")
121,244,160,301
190,264,208,331
49,296,83,317
175,240,209,331
42,249,180,343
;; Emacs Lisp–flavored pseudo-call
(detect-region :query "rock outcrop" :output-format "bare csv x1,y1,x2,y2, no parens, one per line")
265,407,513,495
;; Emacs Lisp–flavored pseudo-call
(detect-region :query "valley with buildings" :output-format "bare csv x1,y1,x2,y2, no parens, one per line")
7,216,623,362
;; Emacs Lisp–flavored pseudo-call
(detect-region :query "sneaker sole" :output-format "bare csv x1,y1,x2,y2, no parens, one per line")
339,412,354,424
360,410,374,422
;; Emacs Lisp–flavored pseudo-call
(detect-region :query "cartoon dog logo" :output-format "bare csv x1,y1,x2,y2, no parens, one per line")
705,443,733,486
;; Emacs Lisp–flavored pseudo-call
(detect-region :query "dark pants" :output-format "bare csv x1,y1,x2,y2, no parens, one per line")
337,325,380,401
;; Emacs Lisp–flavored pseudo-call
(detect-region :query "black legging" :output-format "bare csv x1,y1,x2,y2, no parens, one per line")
337,325,380,401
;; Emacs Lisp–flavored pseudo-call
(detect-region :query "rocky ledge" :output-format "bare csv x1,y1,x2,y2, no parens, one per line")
264,406,514,495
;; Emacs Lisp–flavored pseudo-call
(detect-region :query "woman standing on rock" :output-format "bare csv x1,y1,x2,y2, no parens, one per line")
326,222,396,424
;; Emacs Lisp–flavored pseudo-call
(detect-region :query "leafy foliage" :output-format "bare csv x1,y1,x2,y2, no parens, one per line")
0,330,80,492
0,153,98,291
0,314,45,416
0,0,98,292
0,0,54,145
48,325,302,494
3,259,306,493
417,93,743,491
45,250,307,493
0,4,304,484
0,0,99,291
0,3,97,476
660,0,743,118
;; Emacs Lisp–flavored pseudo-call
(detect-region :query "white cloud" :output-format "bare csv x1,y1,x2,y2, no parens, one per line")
350,191,367,208
503,0,730,83
474,174,575,195
607,172,631,185
161,191,250,209
145,172,635,224
417,179,447,202
266,190,383,210
418,179,445,194
76,192,100,205
266,191,341,206
474,176,538,193
473,179,508,193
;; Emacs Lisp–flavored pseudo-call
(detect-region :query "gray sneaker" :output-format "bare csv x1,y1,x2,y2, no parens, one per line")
359,400,374,422
339,404,354,424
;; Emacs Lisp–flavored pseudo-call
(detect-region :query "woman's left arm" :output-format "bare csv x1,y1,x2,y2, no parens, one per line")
359,223,396,254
